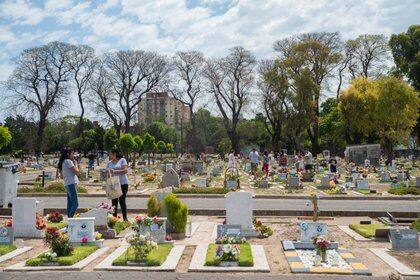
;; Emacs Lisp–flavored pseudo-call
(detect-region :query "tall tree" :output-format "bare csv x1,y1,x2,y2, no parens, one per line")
170,51,205,153
68,45,96,144
205,47,256,153
5,41,73,152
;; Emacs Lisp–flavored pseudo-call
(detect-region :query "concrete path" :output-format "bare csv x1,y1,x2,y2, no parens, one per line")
177,222,216,245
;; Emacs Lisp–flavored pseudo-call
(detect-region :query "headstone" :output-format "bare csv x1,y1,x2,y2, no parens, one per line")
320,176,330,189
244,163,251,173
322,150,330,160
138,218,167,243
302,172,314,182
180,172,190,182
44,171,54,179
258,180,269,188
12,198,44,238
155,191,170,217
287,177,300,188
225,192,257,237
416,177,420,188
193,161,204,174
389,229,419,251
278,173,287,181
299,222,327,242
99,168,107,181
380,171,391,182
160,168,180,188
216,225,242,239
67,217,95,244
212,167,221,177
79,208,108,227
0,227,13,244
397,172,406,182
140,166,150,173
195,178,207,188
356,179,369,190
226,179,238,189
181,162,193,173
165,163,173,172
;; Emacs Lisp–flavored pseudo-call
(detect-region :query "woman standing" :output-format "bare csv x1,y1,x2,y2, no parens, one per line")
58,148,80,218
107,149,129,221
227,149,236,171
262,150,270,178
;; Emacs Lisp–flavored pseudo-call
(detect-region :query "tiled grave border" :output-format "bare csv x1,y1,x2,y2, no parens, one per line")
0,247,32,264
370,248,420,276
284,248,371,275
188,244,270,272
4,247,109,271
94,245,185,271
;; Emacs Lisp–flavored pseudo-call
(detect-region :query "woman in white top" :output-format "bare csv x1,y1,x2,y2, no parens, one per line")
227,149,236,171
107,148,129,221
58,148,80,218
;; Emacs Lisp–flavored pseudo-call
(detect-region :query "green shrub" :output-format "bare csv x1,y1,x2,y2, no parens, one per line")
18,182,87,194
173,187,229,194
113,220,131,234
410,219,420,231
164,194,188,233
388,187,419,195
147,194,162,217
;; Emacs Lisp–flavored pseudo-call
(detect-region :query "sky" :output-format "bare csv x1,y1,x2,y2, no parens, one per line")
0,0,419,121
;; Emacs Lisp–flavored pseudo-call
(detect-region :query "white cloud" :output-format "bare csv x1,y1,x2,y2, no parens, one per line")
45,0,74,12
0,0,45,25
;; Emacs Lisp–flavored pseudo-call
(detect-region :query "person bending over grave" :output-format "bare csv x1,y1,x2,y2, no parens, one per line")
58,148,80,218
107,148,129,221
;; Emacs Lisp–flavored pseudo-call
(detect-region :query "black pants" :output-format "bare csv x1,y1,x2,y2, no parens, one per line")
112,184,128,221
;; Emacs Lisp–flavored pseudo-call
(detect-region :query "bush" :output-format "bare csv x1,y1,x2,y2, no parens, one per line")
147,194,162,217
410,219,420,231
164,194,188,234
18,182,88,194
173,187,229,194
388,187,420,195
113,220,131,234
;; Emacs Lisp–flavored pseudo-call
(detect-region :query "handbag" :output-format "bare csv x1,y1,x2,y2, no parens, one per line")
105,170,122,200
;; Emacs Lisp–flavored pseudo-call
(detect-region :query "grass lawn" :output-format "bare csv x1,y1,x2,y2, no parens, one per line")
205,244,253,267
356,189,372,195
112,220,131,234
26,245,98,266
47,221,68,229
112,244,173,266
388,187,420,195
18,183,87,194
0,244,17,256
349,223,386,238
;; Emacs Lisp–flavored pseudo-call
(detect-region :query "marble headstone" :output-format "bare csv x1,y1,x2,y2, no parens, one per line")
389,229,419,251
160,168,180,188
300,222,327,242
79,208,108,227
12,197,44,238
216,224,242,239
68,217,95,243
0,227,13,244
225,192,257,236
287,177,300,188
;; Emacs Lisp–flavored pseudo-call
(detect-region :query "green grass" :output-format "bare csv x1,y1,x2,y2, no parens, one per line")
205,244,253,267
25,245,98,266
0,244,17,256
388,187,420,195
349,223,386,238
47,222,68,229
112,220,131,234
356,189,372,195
18,182,87,194
410,219,420,231
112,244,173,266
173,187,229,194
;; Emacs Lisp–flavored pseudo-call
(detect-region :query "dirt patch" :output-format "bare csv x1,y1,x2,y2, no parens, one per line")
390,251,420,271
176,245,195,272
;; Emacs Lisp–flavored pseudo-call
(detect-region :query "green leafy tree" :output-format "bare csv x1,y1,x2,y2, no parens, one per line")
119,133,136,160
156,140,166,160
142,132,156,165
103,128,118,151
0,127,12,150
319,98,346,152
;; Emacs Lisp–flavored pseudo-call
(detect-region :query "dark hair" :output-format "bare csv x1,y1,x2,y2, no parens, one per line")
264,150,268,156
110,148,123,159
58,148,73,172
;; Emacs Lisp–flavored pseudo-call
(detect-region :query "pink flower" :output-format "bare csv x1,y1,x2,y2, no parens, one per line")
81,236,89,243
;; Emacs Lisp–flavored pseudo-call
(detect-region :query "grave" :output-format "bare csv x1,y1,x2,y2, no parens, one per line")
302,172,314,182
287,177,301,188
0,227,13,244
389,229,419,251
181,162,194,173
356,179,369,190
216,225,242,239
225,192,258,237
300,222,328,243
180,172,190,182
165,163,173,172
12,198,44,238
278,173,287,181
68,217,95,244
79,208,115,239
380,171,391,182
257,179,269,188
416,176,420,188
212,167,221,177
137,218,167,243
160,168,180,188
320,176,330,189
193,161,204,174
194,178,207,188
243,163,251,173
397,172,406,182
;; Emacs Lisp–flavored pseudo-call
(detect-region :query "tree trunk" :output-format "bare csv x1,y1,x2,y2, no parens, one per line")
78,93,85,152
36,116,46,153
229,129,240,154
385,138,394,163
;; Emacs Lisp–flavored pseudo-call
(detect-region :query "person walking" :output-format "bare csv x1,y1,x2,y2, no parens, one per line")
58,148,80,218
107,148,129,221
304,149,313,172
279,150,288,168
227,149,236,171
262,150,270,178
249,147,259,177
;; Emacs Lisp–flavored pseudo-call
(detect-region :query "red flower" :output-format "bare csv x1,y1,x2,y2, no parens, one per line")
4,219,12,227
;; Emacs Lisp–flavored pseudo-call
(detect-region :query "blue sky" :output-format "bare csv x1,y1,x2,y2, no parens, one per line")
0,0,419,120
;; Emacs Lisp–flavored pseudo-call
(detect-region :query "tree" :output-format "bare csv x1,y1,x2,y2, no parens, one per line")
205,46,256,153
3,115,37,153
319,98,345,152
5,41,73,152
170,51,205,153
119,133,136,160
103,128,118,151
68,45,96,146
93,50,170,133
156,140,166,160
142,132,156,165
0,127,12,149
346,34,391,79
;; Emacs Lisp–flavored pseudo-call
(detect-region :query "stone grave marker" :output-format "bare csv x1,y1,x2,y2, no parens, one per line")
181,162,193,173
212,167,221,177
193,161,204,174
299,221,327,242
416,176,420,188
225,192,257,237
302,172,314,182
356,179,369,190
160,168,180,188
244,163,251,173
165,163,173,172
138,218,167,243
0,227,13,244
12,197,44,238
278,173,287,181
216,225,242,239
194,178,207,188
79,208,108,227
397,172,406,182
389,229,419,251
287,177,300,188
155,191,170,217
180,172,190,182
380,171,391,182
68,217,95,244
320,176,330,189
257,179,269,188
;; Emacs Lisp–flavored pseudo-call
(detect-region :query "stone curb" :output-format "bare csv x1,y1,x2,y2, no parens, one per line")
0,247,32,264
94,245,185,271
369,248,420,276
4,247,109,271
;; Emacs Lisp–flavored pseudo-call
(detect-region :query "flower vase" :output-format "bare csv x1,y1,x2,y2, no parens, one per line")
320,250,327,262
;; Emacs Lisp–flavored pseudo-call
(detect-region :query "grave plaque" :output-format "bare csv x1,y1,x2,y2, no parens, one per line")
278,173,287,181
68,217,95,244
225,192,257,237
195,178,207,188
356,179,369,190
416,176,420,188
300,222,327,242
216,225,242,239
320,176,330,189
0,227,13,244
138,219,167,243
389,229,419,251
287,177,300,188
165,163,173,172
160,168,180,188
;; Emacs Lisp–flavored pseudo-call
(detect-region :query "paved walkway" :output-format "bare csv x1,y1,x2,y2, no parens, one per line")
177,222,215,245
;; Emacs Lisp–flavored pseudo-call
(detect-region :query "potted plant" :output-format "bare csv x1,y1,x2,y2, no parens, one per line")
313,235,330,262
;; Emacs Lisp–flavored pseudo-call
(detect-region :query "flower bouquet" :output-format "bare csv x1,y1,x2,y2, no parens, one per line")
125,233,158,264
215,235,246,245
215,244,240,266
44,227,73,257
4,219,12,227
132,216,164,232
313,235,330,262
98,202,115,214
46,212,64,223
35,213,46,230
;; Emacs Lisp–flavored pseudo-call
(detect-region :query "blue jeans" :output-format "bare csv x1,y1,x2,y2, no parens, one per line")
65,183,79,218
